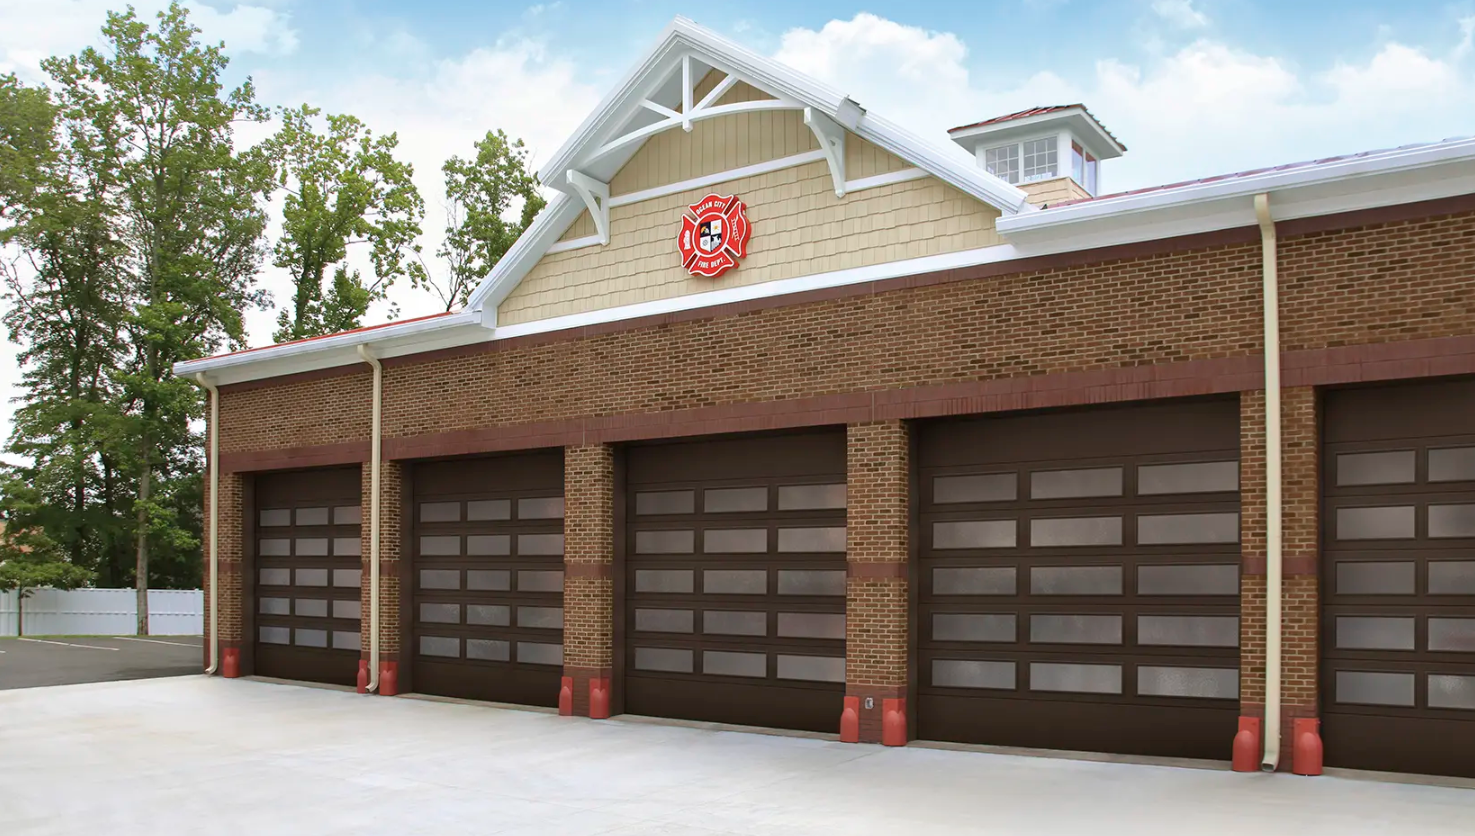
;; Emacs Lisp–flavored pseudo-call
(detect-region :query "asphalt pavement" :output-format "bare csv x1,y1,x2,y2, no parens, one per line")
0,635,202,690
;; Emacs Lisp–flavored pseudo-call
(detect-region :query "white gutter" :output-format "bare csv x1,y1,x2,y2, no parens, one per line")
1255,192,1283,772
195,372,221,676
173,309,481,380
356,344,383,693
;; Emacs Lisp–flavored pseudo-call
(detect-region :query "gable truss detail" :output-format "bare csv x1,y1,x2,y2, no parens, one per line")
560,54,851,237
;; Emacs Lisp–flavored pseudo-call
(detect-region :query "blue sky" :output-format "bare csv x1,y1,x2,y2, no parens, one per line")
0,0,1473,425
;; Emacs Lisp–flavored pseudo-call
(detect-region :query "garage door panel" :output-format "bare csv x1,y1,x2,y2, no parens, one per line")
410,452,564,706
1322,379,1475,778
624,432,846,733
919,692,1236,759
918,399,1241,759
919,401,1239,466
252,467,362,686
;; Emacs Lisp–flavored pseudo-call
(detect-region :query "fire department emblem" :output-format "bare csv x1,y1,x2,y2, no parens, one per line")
678,193,750,278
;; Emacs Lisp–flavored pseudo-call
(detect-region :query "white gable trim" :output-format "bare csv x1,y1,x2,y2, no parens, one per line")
467,17,1028,314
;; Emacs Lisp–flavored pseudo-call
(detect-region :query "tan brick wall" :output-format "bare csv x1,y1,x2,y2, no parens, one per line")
1240,387,1320,712
499,163,1000,325
220,371,370,453
846,421,910,742
563,444,614,716
1280,212,1475,351
205,471,244,658
388,238,1264,439
360,461,404,660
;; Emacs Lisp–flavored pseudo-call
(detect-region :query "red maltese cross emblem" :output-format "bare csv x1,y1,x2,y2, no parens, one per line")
678,193,751,278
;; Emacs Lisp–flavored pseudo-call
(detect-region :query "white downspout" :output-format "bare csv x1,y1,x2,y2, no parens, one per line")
195,373,221,675
1254,192,1283,772
356,345,383,693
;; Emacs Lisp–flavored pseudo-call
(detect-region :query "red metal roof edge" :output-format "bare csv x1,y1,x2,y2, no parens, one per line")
1044,139,1462,209
198,310,460,362
948,104,1125,152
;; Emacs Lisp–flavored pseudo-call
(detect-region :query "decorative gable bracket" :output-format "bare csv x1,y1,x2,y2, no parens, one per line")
584,54,810,168
566,170,611,245
804,108,846,198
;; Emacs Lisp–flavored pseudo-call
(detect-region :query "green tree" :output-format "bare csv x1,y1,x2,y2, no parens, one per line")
0,73,134,589
41,2,272,632
263,105,424,341
424,130,544,311
0,73,57,222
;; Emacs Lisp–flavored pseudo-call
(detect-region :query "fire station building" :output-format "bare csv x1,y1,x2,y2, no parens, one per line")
177,18,1475,780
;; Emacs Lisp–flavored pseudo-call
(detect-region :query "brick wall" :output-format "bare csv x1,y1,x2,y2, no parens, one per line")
845,421,911,743
563,444,615,716
1240,386,1320,767
209,204,1475,753
360,461,404,671
220,370,370,454
206,471,244,664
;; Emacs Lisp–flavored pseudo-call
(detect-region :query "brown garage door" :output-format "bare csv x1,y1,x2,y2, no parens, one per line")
623,431,848,732
409,450,565,706
252,467,363,686
1322,378,1475,778
917,399,1242,759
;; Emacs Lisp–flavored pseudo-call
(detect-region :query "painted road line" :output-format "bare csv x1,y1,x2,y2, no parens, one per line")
114,637,201,647
17,638,119,651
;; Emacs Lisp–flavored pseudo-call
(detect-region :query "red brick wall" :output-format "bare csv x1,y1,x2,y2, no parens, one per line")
563,444,614,716
1279,213,1475,351
1240,387,1320,766
219,370,369,454
204,471,244,658
361,461,404,665
207,205,1475,750
845,421,910,742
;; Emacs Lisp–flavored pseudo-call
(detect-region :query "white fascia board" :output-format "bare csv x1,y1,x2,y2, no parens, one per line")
492,242,1022,341
998,138,1475,242
466,193,582,312
172,310,489,387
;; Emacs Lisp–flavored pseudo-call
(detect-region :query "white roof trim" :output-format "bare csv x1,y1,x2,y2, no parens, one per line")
997,137,1475,247
172,310,489,386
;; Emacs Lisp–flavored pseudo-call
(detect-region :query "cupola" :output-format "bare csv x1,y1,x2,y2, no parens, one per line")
948,105,1126,205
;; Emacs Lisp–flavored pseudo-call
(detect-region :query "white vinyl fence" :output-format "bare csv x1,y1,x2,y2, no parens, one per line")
0,588,202,636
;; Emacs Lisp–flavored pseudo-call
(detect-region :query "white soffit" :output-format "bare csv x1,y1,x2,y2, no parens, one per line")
997,137,1475,253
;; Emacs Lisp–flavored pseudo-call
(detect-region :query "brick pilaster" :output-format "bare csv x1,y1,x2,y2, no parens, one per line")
361,461,404,672
203,470,244,671
845,420,911,743
1240,387,1320,767
564,444,615,717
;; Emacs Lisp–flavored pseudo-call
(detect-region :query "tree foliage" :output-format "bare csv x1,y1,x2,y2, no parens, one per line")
0,3,548,633
262,105,424,341
423,130,544,311
0,3,271,631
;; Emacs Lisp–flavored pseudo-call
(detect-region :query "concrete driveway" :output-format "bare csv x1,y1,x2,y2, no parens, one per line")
1,677,1471,836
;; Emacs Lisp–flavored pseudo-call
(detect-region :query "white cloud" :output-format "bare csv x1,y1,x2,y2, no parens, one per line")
1151,0,1211,30
0,0,297,78
773,14,1475,191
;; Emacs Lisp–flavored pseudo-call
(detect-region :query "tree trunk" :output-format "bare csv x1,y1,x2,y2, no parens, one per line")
134,461,151,636
17,591,24,638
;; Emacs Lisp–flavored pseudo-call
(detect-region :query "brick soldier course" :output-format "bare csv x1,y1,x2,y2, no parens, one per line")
185,18,1475,780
